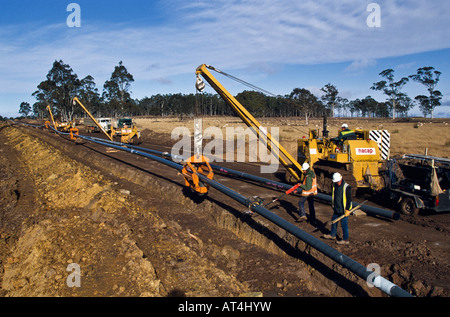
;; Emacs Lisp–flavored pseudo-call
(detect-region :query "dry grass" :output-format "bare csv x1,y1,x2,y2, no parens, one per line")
134,116,450,159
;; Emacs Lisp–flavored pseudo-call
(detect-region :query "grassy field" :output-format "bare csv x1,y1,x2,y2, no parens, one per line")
134,116,450,159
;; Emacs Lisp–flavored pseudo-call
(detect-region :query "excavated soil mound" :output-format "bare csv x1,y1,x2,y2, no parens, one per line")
0,125,250,297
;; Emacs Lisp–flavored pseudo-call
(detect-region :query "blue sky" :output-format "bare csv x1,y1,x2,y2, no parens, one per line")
1,0,450,117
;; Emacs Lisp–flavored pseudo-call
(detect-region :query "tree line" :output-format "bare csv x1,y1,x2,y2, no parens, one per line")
18,60,443,121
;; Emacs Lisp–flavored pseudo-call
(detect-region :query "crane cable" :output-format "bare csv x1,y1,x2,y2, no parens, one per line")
205,65,280,98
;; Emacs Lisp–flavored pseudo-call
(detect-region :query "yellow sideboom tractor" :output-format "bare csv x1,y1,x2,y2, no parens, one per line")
296,118,390,195
195,64,391,196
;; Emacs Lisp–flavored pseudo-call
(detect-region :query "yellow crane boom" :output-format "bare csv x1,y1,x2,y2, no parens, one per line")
195,64,302,181
72,97,113,141
46,105,57,130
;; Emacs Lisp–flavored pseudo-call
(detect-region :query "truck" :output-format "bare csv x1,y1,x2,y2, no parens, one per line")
84,117,112,133
387,154,450,215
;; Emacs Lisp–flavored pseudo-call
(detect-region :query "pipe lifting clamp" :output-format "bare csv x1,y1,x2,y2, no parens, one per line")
181,155,214,195
69,128,79,141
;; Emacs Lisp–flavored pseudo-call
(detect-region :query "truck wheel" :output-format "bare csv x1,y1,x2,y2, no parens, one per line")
400,197,419,216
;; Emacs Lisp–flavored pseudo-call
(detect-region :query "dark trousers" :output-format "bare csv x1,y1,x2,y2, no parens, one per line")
298,195,316,220
330,214,349,240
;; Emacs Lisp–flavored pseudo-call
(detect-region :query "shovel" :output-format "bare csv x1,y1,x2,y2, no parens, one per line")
325,200,367,227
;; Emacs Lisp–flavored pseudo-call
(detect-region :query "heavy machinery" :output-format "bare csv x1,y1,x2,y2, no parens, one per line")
73,97,140,144
195,64,304,182
111,118,141,145
296,118,391,194
195,64,390,195
45,105,74,132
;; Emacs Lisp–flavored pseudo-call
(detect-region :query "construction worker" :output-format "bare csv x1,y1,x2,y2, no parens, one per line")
333,123,357,145
295,162,317,223
323,172,353,245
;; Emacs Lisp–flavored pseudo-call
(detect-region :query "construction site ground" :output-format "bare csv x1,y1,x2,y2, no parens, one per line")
0,121,449,299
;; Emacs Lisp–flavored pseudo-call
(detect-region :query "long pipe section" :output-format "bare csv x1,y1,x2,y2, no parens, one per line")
26,124,410,296
208,164,401,221
90,138,399,221
54,130,410,297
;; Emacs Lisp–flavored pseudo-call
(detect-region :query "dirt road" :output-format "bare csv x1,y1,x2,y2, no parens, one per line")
0,122,448,297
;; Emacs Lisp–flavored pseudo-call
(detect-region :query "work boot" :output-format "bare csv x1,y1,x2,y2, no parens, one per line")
336,240,349,245
296,216,307,222
322,234,335,240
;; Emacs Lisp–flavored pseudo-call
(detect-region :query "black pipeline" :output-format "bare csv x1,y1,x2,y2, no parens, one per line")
84,137,399,221
207,164,401,221
58,132,411,297
26,124,410,297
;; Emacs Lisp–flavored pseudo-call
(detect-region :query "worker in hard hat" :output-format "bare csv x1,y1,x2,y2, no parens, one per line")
323,172,353,245
295,162,318,223
332,123,357,146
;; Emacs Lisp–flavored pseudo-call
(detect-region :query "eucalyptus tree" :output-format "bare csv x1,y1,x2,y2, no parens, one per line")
371,69,409,119
409,67,442,118
19,102,31,118
289,88,322,124
321,83,339,117
103,61,135,116
33,60,81,121
77,75,101,116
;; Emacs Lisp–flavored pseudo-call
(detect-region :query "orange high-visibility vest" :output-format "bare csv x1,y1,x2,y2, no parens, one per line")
301,172,318,196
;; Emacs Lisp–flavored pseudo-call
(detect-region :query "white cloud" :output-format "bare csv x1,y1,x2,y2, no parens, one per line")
345,58,377,72
395,62,417,70
0,0,449,111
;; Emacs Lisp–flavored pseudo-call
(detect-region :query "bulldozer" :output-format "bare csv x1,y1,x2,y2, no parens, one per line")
296,116,390,194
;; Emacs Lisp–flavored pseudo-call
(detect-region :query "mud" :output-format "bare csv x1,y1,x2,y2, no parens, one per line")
0,122,449,297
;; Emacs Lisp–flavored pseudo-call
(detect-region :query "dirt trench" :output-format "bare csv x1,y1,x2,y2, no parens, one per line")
1,123,448,297
0,124,338,297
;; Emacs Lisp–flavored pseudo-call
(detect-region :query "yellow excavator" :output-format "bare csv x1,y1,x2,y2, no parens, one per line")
195,64,390,195
111,118,141,145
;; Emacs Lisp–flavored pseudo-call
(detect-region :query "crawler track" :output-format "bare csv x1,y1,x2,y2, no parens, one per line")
313,160,358,196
